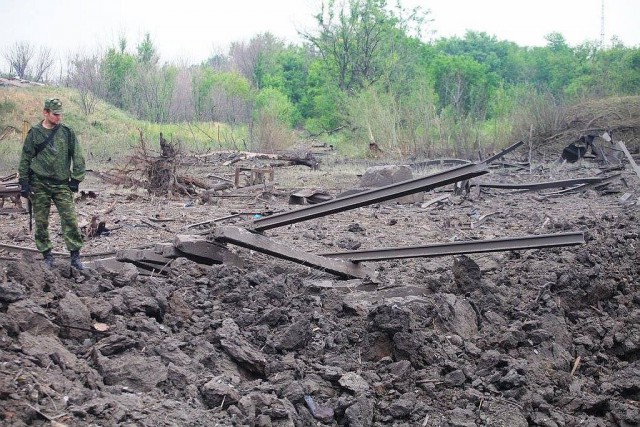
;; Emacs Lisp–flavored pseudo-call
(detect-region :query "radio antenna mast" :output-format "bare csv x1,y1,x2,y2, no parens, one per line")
600,0,605,48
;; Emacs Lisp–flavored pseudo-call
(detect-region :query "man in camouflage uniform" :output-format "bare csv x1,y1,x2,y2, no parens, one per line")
18,98,86,269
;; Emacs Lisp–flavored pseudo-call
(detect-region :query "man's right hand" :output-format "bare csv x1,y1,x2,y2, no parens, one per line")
20,183,30,198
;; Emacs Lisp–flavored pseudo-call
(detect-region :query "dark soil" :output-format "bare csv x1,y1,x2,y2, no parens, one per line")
0,148,639,426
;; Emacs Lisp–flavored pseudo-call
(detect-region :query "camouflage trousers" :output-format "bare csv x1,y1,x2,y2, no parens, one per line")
30,176,83,254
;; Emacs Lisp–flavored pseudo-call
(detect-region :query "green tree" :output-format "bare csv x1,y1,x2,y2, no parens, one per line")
590,43,640,96
191,67,218,120
430,54,494,118
101,43,136,109
300,59,346,132
136,32,158,65
253,87,297,151
255,87,297,126
302,0,428,91
434,31,521,84
229,33,284,89
521,32,584,93
191,68,252,124
261,47,309,105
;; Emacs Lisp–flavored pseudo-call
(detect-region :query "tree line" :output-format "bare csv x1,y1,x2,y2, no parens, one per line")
4,0,640,156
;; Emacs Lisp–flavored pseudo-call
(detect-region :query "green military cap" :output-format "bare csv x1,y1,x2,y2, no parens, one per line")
44,98,64,114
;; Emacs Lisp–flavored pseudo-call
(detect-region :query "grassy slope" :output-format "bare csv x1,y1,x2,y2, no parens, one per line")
0,85,240,175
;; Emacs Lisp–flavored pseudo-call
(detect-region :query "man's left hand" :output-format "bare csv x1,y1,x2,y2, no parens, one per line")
20,183,31,198
69,179,80,192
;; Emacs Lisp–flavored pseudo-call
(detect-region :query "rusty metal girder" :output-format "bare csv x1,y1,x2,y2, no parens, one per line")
320,232,585,262
253,162,489,231
215,226,375,279
543,174,622,196
483,140,525,165
476,177,608,191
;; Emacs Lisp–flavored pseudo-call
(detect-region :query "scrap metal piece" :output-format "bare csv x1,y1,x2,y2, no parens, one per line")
253,162,489,231
174,234,244,267
320,232,585,262
617,140,640,180
289,189,332,205
542,173,622,196
476,177,608,191
482,140,525,165
215,226,375,279
561,136,595,163
0,183,21,196
411,158,471,170
234,166,274,188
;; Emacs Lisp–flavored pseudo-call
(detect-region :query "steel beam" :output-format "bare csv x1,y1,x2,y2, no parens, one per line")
482,140,524,164
253,162,489,231
544,174,621,195
215,226,375,279
320,232,584,262
476,177,606,191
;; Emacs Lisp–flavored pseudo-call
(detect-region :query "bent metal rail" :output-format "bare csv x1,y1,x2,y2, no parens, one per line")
252,162,489,231
319,232,585,262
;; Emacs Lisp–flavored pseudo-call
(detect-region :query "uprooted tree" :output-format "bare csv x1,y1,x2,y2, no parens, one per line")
98,131,210,196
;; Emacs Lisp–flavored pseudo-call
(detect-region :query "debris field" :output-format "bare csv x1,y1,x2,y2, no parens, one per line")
0,140,639,426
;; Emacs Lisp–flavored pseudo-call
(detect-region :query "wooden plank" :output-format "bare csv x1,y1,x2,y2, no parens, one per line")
214,226,375,280
476,177,606,191
0,183,21,196
617,140,640,180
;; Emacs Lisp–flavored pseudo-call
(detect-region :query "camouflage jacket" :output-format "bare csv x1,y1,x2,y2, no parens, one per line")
18,122,85,185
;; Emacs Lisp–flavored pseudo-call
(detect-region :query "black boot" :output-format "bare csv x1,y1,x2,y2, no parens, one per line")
70,250,85,270
43,250,55,268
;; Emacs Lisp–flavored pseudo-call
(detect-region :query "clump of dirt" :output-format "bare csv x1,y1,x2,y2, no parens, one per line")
0,154,639,426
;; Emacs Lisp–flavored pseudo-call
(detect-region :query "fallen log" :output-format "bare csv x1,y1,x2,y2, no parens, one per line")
222,151,319,169
177,175,212,190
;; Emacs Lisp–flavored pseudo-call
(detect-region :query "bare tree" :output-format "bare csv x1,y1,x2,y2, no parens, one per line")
32,46,55,82
170,67,196,122
67,52,104,116
125,63,177,122
3,41,34,79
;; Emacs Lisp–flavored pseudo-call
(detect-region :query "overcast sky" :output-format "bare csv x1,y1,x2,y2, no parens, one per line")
1,0,639,68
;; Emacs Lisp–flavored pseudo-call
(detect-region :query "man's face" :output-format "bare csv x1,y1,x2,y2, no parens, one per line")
44,109,62,126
